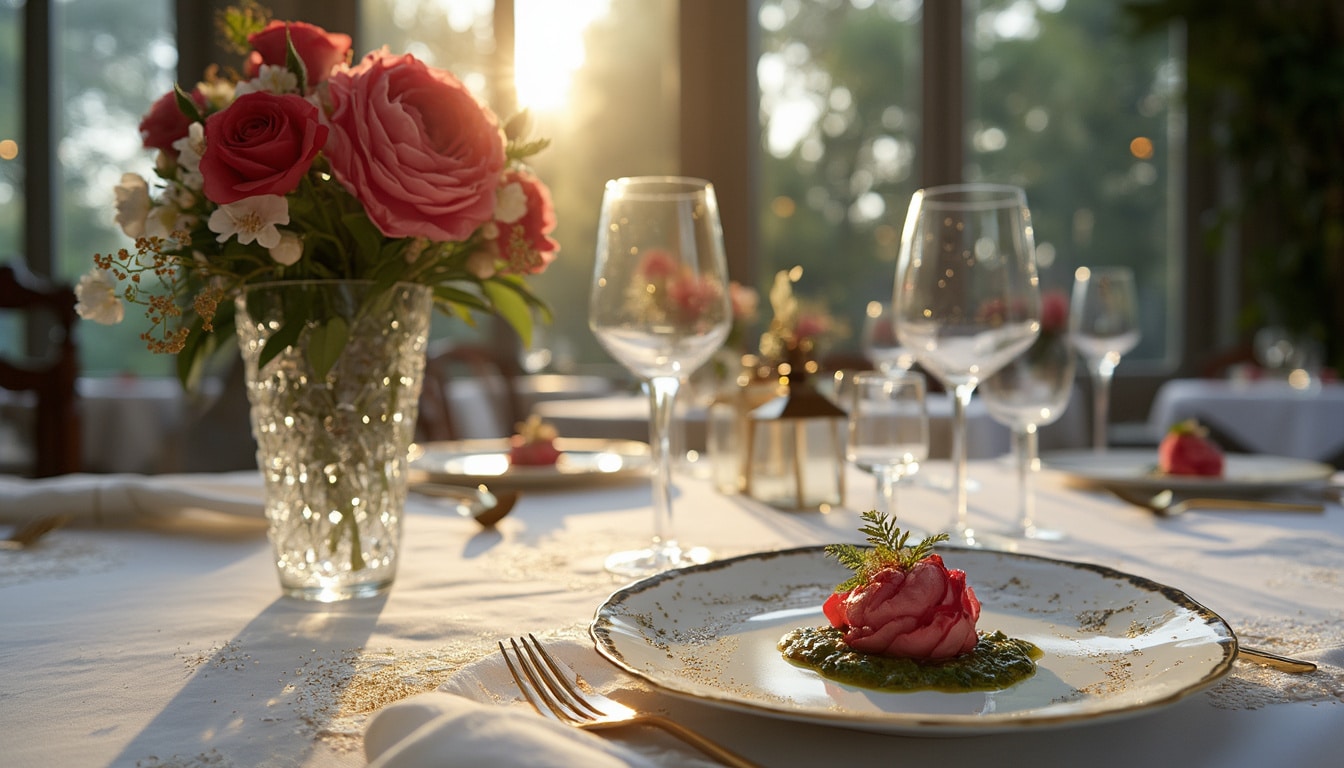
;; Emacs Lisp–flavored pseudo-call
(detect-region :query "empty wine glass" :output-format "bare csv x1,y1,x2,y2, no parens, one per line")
1070,266,1139,452
893,183,1041,545
846,371,929,522
979,297,1075,542
589,176,732,576
860,301,915,373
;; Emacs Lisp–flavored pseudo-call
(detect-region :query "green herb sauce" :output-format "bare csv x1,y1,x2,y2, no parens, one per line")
778,626,1041,692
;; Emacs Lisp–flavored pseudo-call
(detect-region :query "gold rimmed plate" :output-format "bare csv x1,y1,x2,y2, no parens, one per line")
409,437,652,491
591,546,1236,735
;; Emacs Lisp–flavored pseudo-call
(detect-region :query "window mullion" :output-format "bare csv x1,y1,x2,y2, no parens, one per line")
921,0,962,186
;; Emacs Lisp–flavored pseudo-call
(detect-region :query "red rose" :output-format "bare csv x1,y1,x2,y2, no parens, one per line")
496,169,559,274
322,51,506,241
200,91,328,204
139,88,206,154
245,20,352,88
823,553,981,659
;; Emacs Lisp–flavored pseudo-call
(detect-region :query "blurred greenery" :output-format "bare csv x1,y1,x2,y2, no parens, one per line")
1127,0,1344,371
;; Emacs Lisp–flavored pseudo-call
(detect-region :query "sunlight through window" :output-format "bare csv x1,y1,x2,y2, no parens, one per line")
514,0,610,112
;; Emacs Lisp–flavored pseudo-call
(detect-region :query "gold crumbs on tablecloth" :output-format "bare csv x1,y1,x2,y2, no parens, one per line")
1208,614,1344,710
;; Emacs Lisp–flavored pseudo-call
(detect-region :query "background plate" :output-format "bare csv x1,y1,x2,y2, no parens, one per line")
410,437,651,490
591,546,1235,735
1042,449,1334,493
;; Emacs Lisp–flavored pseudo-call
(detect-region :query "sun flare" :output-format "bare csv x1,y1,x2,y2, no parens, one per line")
513,0,610,112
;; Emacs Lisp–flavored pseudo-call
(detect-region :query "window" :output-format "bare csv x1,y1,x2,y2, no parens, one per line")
11,0,1184,422
757,0,1182,377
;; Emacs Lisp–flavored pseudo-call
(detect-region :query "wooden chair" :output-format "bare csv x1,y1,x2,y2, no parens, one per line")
0,261,81,476
417,340,524,441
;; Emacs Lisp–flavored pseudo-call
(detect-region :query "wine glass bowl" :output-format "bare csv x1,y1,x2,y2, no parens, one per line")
893,183,1042,545
846,371,929,522
589,176,732,576
1069,266,1139,452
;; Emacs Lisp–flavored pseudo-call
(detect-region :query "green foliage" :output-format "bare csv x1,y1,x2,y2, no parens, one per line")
825,510,950,593
216,1,270,54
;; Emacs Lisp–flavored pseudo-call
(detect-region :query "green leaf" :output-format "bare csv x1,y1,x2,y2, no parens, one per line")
174,83,204,124
482,279,534,348
255,290,312,370
284,27,308,87
341,212,383,260
306,316,349,381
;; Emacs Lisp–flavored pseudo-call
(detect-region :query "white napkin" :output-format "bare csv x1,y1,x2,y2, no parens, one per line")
364,637,721,768
0,472,265,524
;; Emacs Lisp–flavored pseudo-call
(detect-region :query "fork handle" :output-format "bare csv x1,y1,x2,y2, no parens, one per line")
643,716,761,768
1183,498,1324,513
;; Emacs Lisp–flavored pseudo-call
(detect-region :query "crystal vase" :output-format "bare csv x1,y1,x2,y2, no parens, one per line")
235,280,432,601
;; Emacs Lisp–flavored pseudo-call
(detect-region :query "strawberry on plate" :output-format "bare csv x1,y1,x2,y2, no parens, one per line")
1158,419,1225,477
508,415,562,467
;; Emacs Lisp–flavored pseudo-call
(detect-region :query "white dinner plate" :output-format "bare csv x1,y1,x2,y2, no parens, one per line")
1042,449,1334,493
591,546,1235,735
409,437,651,490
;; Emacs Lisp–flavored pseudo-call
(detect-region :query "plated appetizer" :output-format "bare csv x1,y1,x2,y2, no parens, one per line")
1157,419,1225,477
507,415,562,467
779,511,1039,692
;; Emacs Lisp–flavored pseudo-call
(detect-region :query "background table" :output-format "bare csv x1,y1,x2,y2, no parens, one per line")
1,461,1341,767
1148,378,1344,463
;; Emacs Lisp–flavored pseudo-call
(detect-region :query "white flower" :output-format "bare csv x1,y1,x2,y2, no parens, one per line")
494,181,527,224
234,64,299,96
196,79,235,109
268,231,303,266
466,248,498,279
403,238,429,265
113,173,151,239
171,122,206,188
145,202,198,240
74,269,124,325
208,195,289,248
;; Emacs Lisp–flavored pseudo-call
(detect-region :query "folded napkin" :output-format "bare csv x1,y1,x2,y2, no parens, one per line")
0,472,264,524
364,637,720,768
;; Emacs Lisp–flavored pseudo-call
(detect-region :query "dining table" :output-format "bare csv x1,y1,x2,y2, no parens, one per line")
1,453,1341,767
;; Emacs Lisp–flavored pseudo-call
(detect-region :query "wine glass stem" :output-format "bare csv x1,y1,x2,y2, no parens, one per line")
1090,365,1114,452
949,383,975,539
1014,425,1038,535
647,375,681,551
875,468,897,519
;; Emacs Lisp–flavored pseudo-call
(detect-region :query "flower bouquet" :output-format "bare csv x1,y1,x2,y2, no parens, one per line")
75,5,558,600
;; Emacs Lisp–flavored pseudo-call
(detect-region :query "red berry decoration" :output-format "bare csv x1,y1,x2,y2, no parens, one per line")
1158,419,1225,477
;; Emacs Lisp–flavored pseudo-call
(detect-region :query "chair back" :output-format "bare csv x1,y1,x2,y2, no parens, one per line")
0,261,81,476
417,341,523,441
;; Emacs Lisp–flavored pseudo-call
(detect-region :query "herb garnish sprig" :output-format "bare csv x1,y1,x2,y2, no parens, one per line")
826,510,950,592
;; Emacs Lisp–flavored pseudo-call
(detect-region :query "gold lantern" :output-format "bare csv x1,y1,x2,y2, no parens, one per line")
741,364,847,510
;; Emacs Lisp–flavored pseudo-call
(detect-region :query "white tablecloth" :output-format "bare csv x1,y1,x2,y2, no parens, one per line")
1149,379,1344,462
1,461,1341,767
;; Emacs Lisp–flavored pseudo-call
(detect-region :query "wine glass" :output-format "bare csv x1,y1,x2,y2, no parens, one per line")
589,176,732,576
893,183,1041,546
846,370,929,523
979,309,1076,542
1069,266,1139,452
861,301,915,373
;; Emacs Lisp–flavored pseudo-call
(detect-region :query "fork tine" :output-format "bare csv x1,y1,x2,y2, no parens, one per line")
499,640,566,722
521,633,609,719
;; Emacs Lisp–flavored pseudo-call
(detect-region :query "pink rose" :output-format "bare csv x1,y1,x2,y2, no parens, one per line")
729,281,759,320
793,311,830,340
322,51,506,241
245,20,352,87
639,249,680,279
1041,290,1069,334
200,91,328,204
667,273,722,323
140,88,206,154
496,169,559,275
822,553,981,659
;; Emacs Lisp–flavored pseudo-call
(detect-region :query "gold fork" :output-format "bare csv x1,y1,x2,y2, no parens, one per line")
500,634,760,768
